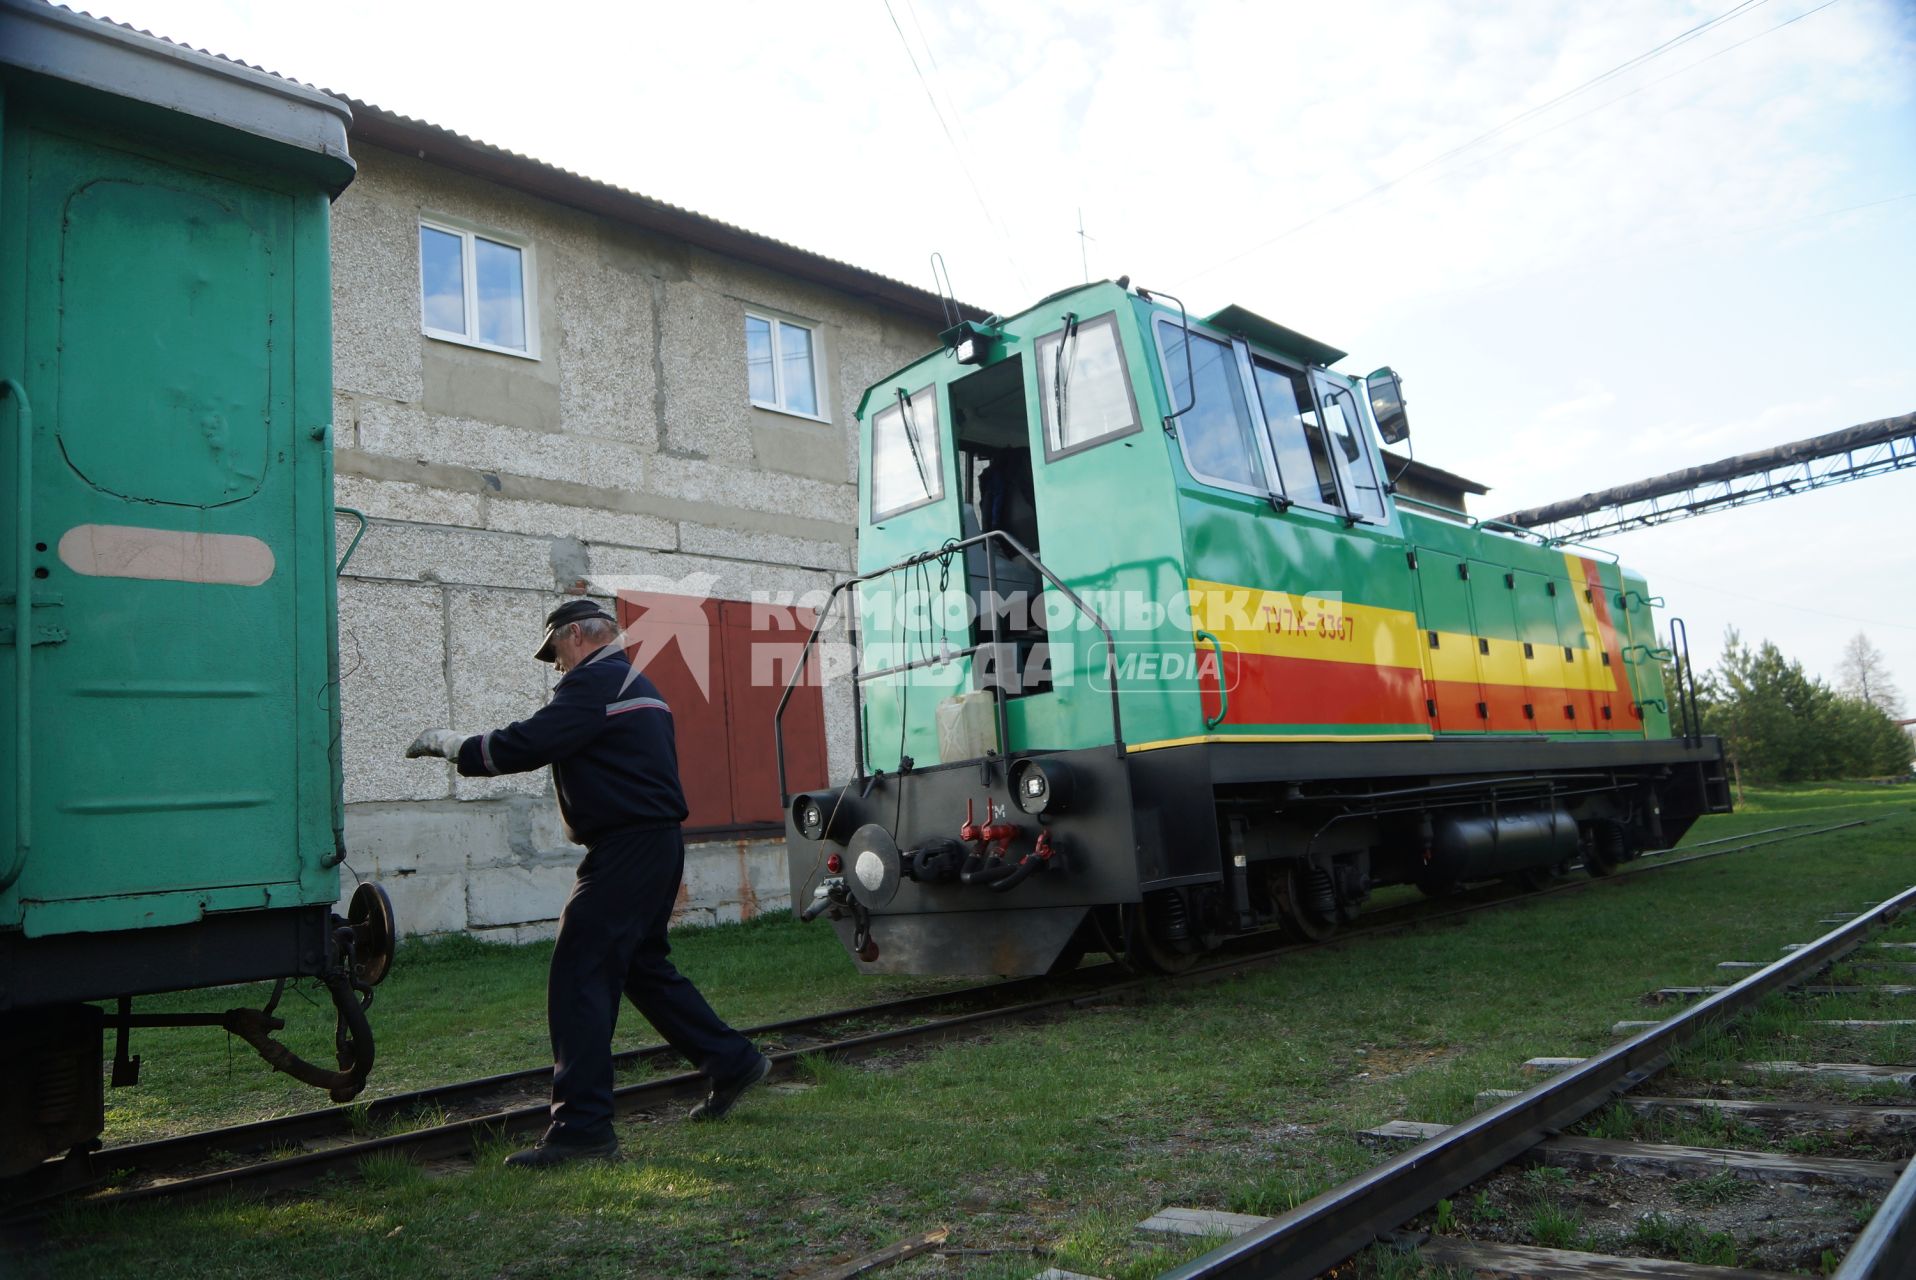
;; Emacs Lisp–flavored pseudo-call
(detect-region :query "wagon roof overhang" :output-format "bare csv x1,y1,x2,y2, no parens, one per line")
0,0,356,193
1203,303,1347,368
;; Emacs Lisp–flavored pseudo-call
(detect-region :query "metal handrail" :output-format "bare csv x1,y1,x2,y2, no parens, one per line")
773,529,1122,805
3,378,30,890
1669,616,1699,744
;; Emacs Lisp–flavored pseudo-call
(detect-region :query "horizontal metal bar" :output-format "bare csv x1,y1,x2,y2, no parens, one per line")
856,643,981,683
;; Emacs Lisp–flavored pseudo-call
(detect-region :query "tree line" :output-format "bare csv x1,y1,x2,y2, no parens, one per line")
1666,630,1912,784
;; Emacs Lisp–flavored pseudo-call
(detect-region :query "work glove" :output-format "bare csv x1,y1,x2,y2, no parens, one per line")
404,728,469,760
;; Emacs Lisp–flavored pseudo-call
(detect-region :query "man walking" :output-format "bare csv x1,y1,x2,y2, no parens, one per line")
406,599,771,1167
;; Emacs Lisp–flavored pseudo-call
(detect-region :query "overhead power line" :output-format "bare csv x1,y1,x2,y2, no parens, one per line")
1177,0,1812,288
880,0,1033,296
1434,0,1848,190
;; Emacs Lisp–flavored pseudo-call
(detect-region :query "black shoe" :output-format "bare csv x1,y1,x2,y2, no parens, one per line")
503,1133,620,1168
689,1052,773,1122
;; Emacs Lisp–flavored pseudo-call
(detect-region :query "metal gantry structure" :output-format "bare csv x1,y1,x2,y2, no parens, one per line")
1496,412,1916,543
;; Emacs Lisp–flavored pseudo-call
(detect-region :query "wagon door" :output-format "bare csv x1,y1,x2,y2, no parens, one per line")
8,125,304,931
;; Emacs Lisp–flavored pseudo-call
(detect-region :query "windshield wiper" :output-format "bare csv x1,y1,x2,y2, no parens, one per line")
896,388,933,497
1052,312,1079,441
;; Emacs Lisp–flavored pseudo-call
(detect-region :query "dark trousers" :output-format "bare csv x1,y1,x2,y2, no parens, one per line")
546,826,757,1144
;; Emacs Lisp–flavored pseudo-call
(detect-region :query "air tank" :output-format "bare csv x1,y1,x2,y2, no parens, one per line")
1428,807,1579,882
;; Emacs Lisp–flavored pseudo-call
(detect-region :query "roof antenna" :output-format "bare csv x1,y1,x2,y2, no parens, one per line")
929,252,960,329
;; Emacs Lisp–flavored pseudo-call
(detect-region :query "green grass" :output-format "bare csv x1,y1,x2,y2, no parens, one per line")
20,783,1916,1278
1623,1212,1740,1266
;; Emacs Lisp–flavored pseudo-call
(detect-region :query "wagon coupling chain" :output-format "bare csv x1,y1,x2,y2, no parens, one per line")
220,967,377,1104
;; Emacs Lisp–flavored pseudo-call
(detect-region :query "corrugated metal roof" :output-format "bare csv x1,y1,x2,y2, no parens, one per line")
341,99,990,329
1380,450,1491,496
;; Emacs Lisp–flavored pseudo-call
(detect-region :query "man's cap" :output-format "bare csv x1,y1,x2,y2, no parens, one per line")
535,599,618,663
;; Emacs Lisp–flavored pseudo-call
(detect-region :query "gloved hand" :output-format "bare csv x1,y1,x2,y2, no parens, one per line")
404,728,469,760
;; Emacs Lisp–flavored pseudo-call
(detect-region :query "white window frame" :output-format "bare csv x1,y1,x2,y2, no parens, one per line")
745,311,829,423
418,216,539,360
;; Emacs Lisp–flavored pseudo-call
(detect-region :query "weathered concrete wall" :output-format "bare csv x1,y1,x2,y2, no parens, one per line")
329,145,937,938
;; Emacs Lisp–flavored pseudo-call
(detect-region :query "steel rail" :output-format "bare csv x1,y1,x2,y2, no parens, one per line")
1835,1138,1916,1280
12,816,1883,1217
1159,879,1916,1280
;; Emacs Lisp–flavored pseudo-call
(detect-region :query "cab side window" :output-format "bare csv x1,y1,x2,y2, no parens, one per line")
1158,320,1265,492
1251,358,1338,507
1315,381,1387,522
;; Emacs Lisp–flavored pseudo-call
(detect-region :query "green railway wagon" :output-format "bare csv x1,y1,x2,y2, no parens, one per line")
777,280,1730,976
0,1,392,1178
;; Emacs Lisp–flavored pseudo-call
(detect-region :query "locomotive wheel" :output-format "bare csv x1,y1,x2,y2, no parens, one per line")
1275,865,1339,942
1584,820,1627,878
1120,901,1199,975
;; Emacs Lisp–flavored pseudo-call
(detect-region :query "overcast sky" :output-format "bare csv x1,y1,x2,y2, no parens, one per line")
102,0,1916,704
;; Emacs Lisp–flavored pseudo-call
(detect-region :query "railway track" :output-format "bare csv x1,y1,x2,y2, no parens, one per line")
0,817,1882,1223
1149,879,1916,1280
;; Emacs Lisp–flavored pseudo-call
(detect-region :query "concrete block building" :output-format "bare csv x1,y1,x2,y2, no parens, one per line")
326,102,967,940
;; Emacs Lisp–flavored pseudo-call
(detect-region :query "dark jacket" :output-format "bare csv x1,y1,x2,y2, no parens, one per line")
456,645,689,844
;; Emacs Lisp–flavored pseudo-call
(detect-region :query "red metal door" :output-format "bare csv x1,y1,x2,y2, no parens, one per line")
616,592,730,828
720,601,828,825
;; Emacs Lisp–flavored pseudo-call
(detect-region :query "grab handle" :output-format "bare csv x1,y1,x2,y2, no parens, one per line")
334,506,367,575
1197,629,1229,729
3,378,32,889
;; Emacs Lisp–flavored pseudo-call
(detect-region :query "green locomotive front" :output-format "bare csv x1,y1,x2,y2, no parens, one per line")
0,1,390,1177
779,279,1730,976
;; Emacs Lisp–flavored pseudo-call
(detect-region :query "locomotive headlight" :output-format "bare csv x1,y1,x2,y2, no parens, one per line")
791,790,858,842
1010,758,1075,817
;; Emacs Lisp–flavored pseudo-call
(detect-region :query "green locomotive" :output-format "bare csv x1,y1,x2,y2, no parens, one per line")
1,1,391,1177
779,279,1731,975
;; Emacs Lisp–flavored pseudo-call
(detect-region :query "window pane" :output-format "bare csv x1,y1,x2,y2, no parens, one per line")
777,321,818,416
420,225,466,334
1254,360,1337,506
1160,322,1263,490
1320,384,1387,521
474,237,526,350
1039,317,1136,453
746,316,776,404
870,387,942,518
